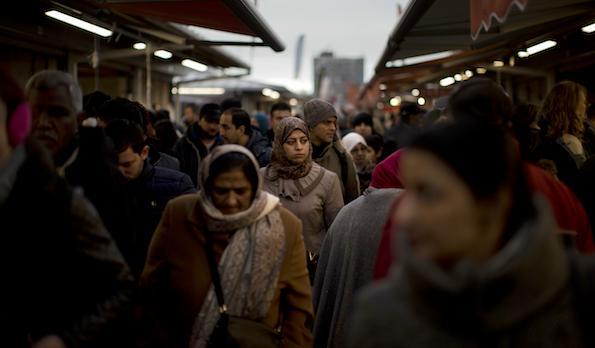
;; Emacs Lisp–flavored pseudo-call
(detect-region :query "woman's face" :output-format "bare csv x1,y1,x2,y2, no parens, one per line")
350,143,369,168
397,150,502,266
282,129,309,164
210,168,253,215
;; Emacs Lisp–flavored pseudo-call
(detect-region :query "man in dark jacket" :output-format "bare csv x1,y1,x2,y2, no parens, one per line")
383,102,424,156
219,107,272,167
97,97,180,171
303,99,360,203
1,67,133,348
26,70,139,273
267,102,292,144
106,120,196,276
175,103,223,187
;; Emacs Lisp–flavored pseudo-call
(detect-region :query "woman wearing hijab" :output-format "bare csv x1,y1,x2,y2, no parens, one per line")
342,132,376,193
261,117,344,278
140,145,313,348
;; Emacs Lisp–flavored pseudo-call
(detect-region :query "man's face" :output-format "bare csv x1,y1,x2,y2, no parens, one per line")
219,112,244,144
310,116,337,144
271,109,291,131
29,86,78,157
183,107,197,125
199,117,220,139
117,145,148,181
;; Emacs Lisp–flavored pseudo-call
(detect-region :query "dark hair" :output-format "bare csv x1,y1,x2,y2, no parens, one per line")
447,77,513,126
225,107,252,136
98,98,147,133
270,102,291,115
364,134,383,153
400,102,424,123
83,91,111,118
352,112,374,128
409,120,535,241
205,152,259,201
154,119,179,152
105,119,146,154
220,98,242,113
199,103,222,123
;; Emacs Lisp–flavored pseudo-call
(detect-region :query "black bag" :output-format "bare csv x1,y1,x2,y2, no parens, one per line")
204,235,282,348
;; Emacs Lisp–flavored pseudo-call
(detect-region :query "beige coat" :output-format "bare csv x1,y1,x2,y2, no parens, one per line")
261,163,344,254
139,194,314,348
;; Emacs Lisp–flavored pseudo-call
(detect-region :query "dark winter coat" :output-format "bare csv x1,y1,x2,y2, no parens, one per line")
63,126,138,274
175,123,223,187
0,139,134,348
127,160,196,276
246,128,272,167
312,138,360,204
148,144,180,171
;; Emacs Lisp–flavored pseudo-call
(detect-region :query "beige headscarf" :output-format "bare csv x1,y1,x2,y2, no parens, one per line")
267,117,313,180
191,144,286,348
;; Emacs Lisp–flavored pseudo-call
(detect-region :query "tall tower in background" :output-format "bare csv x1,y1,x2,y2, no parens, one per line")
314,51,364,107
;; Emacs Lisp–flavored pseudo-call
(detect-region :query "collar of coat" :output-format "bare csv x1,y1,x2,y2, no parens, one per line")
394,195,569,332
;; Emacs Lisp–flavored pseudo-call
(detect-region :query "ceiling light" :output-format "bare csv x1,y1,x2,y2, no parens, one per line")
133,42,146,50
379,83,387,90
476,67,487,74
262,88,273,97
174,87,225,95
417,97,426,106
465,70,473,77
493,60,504,67
270,91,281,100
440,77,456,87
390,96,402,106
454,74,463,81
182,59,208,72
154,50,173,59
519,40,557,57
411,88,420,97
45,10,112,37
582,22,595,33
289,98,298,106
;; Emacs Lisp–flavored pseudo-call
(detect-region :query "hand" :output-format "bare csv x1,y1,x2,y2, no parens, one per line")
32,335,67,348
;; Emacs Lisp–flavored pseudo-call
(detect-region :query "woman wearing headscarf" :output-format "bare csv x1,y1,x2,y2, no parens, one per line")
342,132,376,193
140,145,313,348
350,120,595,347
261,117,344,278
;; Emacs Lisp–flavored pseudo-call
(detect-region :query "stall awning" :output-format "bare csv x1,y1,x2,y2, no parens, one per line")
101,0,285,52
374,0,594,73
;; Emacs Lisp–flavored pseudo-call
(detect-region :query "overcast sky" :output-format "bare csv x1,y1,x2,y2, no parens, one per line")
192,0,410,94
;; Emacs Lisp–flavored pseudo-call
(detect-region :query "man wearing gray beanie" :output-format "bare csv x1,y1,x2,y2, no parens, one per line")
304,98,359,203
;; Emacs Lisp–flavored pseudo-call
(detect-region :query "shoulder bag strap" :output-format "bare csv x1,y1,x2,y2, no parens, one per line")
204,233,228,314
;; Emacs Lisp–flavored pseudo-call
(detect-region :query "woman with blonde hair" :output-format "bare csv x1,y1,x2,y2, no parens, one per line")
535,81,589,187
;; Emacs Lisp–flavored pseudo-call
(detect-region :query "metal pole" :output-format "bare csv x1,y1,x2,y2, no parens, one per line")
146,46,152,108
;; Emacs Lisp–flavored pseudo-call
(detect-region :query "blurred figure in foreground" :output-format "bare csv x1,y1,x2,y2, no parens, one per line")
2,68,133,347
351,121,595,348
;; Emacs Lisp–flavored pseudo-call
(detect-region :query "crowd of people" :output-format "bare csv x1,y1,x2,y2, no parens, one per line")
2,64,595,348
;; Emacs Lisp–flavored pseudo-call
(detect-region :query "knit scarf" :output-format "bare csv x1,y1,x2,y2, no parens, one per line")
189,145,286,348
268,117,313,180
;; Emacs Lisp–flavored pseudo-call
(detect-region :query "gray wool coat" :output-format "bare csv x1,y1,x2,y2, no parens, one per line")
349,197,595,348
313,188,403,348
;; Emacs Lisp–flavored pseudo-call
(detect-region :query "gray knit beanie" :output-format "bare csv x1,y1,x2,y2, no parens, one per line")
303,98,337,128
